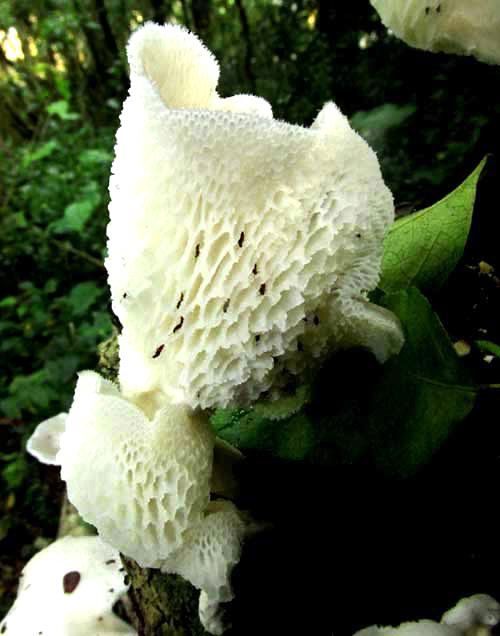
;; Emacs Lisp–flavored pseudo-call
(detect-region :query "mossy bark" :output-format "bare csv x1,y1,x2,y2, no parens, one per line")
98,331,206,636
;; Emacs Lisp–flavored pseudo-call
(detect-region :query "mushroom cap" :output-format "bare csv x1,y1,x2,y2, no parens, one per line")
58,371,215,567
26,412,67,465
107,22,403,412
370,0,500,65
0,535,135,636
441,594,500,633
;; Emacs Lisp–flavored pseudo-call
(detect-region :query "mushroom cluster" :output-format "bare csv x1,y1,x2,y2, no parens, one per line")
109,22,404,411
23,21,405,635
370,0,500,65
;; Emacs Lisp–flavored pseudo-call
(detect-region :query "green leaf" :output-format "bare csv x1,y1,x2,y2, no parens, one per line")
475,339,500,358
66,282,102,316
379,157,487,294
351,103,416,147
23,139,59,166
49,193,100,234
78,149,112,165
368,288,477,477
46,100,80,120
212,289,477,478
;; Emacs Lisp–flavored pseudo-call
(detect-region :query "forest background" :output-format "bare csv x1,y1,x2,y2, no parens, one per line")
1,0,500,620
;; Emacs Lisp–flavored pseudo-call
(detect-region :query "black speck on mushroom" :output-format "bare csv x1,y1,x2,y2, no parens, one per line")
259,283,266,296
297,340,303,352
124,575,130,585
173,316,184,333
356,233,362,238
122,292,127,299
176,292,184,309
119,567,125,572
238,231,245,248
152,344,165,359
436,3,441,12
313,315,320,326
425,6,430,14
109,588,115,593
63,571,81,594
252,263,258,275
255,334,261,342
223,298,230,313
1,623,6,634
195,244,200,258
105,559,116,565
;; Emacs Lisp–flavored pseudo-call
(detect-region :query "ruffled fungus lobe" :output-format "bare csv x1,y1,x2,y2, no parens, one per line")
0,536,135,635
26,412,67,465
370,0,500,65
107,22,403,412
57,371,214,568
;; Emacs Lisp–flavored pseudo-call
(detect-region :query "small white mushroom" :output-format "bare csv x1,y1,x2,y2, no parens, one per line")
26,412,67,465
57,371,215,568
370,0,500,65
0,535,135,636
353,595,500,636
107,22,404,413
441,594,500,636
161,501,246,635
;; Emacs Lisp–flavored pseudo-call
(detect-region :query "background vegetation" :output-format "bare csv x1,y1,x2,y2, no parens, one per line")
1,0,500,621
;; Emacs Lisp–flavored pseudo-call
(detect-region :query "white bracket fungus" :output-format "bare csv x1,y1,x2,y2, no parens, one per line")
57,371,215,568
107,21,404,412
26,412,67,465
0,535,136,636
442,594,500,636
370,0,500,65
353,594,500,636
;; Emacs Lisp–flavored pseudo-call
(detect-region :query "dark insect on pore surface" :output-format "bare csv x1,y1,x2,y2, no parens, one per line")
313,315,320,326
259,283,266,295
122,293,127,299
152,344,165,359
173,316,184,333
252,263,258,275
425,6,430,14
105,559,116,565
255,334,261,342
238,231,245,248
195,244,200,258
356,233,361,238
176,292,184,309
63,571,81,594
223,298,230,313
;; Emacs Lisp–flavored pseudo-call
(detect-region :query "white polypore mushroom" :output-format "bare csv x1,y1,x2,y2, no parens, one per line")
161,501,246,635
370,0,500,65
353,595,500,636
57,371,215,568
26,412,67,465
441,594,500,636
107,22,404,412
0,535,135,636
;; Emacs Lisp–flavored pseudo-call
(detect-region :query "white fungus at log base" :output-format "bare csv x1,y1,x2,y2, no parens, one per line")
0,535,136,636
353,594,500,636
370,0,500,65
107,21,404,412
57,371,215,569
